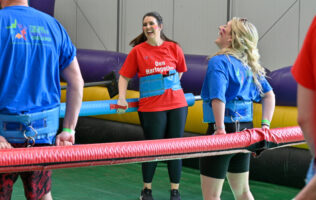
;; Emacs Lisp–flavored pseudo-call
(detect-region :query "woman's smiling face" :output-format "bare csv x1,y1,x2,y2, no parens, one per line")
142,16,161,41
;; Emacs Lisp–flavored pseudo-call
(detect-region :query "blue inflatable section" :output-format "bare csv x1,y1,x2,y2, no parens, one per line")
59,93,196,117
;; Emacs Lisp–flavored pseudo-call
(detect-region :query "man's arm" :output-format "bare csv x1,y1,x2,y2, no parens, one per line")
297,84,315,156
56,57,84,146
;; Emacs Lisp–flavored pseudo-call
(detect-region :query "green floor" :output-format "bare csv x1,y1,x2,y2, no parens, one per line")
12,163,300,200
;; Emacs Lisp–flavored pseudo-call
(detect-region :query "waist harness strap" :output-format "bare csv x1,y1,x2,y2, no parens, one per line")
139,69,182,98
203,100,253,123
0,107,59,144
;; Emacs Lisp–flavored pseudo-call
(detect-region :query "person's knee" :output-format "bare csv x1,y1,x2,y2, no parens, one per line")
200,175,224,200
230,184,252,200
233,190,254,200
203,194,221,200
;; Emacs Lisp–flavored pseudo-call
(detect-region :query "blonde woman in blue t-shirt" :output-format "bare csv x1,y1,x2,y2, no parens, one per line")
200,17,275,200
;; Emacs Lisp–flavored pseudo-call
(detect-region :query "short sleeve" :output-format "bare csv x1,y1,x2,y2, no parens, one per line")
260,77,272,93
119,48,139,78
252,76,273,102
201,56,228,103
58,22,76,71
291,17,316,90
175,44,187,72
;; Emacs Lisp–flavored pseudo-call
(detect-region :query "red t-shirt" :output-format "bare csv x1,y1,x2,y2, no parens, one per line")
291,16,316,151
119,41,188,112
291,16,316,90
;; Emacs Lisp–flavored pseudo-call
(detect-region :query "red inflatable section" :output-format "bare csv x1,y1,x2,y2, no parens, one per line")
0,126,304,173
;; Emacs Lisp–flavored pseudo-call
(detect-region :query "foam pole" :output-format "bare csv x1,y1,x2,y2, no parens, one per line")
0,126,304,173
59,93,196,117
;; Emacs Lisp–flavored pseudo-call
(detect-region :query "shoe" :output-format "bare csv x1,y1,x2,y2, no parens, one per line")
140,188,154,200
170,189,181,200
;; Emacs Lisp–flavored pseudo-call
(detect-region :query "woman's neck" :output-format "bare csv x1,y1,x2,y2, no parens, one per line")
146,38,164,46
3,0,28,8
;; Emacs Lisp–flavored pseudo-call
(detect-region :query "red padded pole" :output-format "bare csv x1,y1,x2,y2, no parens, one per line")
0,126,304,173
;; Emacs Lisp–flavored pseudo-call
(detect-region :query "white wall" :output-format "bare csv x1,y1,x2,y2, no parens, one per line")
55,0,117,50
173,0,227,55
231,0,316,70
54,0,316,70
299,0,316,48
231,0,300,69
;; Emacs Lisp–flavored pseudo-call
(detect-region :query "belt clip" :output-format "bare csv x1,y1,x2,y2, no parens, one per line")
230,112,242,132
23,125,37,147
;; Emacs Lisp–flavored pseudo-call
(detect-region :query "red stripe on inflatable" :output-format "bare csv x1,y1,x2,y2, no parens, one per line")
0,126,304,173
110,102,139,110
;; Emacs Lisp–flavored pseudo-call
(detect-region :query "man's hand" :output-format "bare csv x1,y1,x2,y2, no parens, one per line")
214,129,226,135
0,135,12,149
56,131,75,146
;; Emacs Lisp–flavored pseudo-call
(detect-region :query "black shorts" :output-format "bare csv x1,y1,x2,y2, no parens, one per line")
0,143,52,200
200,122,253,179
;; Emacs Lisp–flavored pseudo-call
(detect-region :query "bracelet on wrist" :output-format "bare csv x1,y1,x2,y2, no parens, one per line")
261,123,270,127
261,119,271,126
214,124,225,131
63,128,75,134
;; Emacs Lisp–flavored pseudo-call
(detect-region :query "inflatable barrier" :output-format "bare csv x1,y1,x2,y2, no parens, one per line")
60,49,309,189
28,0,308,189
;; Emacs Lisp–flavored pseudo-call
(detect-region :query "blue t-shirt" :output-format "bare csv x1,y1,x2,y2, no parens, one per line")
201,54,272,104
0,6,76,114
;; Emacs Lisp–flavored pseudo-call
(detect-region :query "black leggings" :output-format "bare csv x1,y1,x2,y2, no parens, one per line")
138,106,188,184
200,122,253,179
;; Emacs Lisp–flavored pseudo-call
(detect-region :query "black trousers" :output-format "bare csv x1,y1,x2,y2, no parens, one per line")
138,106,188,183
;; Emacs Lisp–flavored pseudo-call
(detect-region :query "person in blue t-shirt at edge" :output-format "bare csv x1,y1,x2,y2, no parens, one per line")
0,0,84,199
200,17,275,200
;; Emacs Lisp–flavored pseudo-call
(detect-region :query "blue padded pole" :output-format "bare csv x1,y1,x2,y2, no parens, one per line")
184,93,196,107
59,93,197,118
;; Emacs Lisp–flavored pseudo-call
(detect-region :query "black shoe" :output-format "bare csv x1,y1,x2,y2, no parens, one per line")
140,188,154,200
170,189,181,200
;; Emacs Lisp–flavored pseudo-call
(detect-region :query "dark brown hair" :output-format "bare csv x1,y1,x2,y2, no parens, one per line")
129,11,177,47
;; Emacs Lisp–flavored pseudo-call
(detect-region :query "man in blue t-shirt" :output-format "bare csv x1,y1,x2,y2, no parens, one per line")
0,0,84,199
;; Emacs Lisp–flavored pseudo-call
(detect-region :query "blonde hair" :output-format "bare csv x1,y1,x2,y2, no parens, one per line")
213,17,266,94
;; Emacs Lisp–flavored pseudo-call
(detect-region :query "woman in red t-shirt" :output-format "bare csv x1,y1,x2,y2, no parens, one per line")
117,11,188,200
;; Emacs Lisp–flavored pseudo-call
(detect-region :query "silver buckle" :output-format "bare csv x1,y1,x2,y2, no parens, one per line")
23,125,37,147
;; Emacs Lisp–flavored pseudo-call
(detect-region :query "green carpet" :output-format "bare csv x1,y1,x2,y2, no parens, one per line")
12,163,300,200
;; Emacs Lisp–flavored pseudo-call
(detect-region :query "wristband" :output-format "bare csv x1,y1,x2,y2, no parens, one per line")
261,119,270,126
214,124,225,131
261,123,270,128
63,128,75,134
